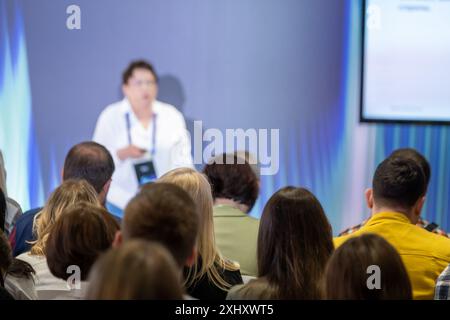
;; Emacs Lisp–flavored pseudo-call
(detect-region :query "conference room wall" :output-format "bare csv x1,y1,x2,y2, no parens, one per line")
1,1,448,233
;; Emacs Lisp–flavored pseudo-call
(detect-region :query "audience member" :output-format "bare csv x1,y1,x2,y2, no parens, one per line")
325,234,412,300
0,151,23,235
339,148,449,237
227,187,333,299
334,156,450,299
16,180,101,299
9,141,115,256
117,183,198,269
158,168,243,300
86,240,183,300
203,154,260,276
46,202,116,299
0,230,37,300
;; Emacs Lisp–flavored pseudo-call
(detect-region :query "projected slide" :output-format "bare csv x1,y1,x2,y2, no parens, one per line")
361,0,450,123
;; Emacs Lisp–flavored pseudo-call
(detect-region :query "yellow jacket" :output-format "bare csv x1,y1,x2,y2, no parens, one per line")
334,212,450,299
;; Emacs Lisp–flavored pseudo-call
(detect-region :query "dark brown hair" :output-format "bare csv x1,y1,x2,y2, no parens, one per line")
63,142,115,194
122,60,159,85
46,202,114,281
389,148,431,187
372,157,426,209
123,183,198,267
86,240,183,300
203,154,259,212
325,234,412,300
256,186,334,299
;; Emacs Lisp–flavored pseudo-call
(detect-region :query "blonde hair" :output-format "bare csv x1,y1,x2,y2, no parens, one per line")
158,168,239,291
30,179,101,256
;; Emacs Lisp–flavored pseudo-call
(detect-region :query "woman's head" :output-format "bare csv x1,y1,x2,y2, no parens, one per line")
325,233,412,300
258,186,334,299
157,168,238,290
86,240,183,300
158,168,214,256
46,202,115,282
31,179,101,256
203,153,259,213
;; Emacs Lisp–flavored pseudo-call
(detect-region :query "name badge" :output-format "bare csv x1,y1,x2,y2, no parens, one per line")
134,160,157,186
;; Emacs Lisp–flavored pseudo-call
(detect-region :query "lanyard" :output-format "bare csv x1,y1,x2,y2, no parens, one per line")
125,112,157,156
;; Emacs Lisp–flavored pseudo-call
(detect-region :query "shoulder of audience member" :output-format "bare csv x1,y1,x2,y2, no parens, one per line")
333,233,357,249
14,207,41,225
413,225,450,259
227,278,273,300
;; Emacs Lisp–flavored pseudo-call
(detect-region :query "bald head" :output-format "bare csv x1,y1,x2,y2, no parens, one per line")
63,142,114,203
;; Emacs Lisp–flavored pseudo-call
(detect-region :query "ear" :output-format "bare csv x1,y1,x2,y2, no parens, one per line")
184,247,197,267
414,196,426,218
99,179,112,204
365,188,374,209
112,230,123,248
61,168,64,180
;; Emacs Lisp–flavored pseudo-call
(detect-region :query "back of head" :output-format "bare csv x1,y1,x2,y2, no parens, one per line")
203,153,259,212
157,168,214,257
63,141,115,194
86,240,182,300
258,186,333,299
372,157,426,210
389,148,431,187
325,234,412,300
32,179,101,256
157,168,238,290
123,182,198,267
46,202,115,282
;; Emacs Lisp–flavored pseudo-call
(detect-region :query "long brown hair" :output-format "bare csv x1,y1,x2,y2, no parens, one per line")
325,233,412,300
257,186,334,299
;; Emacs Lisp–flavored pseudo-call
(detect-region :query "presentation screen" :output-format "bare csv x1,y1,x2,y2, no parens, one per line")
361,0,450,123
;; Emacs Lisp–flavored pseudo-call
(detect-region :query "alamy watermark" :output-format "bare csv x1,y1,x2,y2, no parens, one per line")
190,121,280,176
367,265,381,290
66,265,81,290
66,5,81,30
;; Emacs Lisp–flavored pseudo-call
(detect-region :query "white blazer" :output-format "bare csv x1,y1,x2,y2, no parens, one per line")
93,98,193,209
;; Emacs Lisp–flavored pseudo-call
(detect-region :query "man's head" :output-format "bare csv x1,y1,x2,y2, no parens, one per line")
117,183,199,269
62,142,115,204
389,148,431,188
122,60,158,109
366,157,427,223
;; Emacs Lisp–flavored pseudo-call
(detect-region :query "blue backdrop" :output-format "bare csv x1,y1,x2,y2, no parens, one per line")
1,0,449,234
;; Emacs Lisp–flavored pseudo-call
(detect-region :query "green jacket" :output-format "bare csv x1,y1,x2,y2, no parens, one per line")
213,205,260,277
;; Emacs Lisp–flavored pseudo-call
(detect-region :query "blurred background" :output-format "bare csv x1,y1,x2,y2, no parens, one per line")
1,0,449,234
